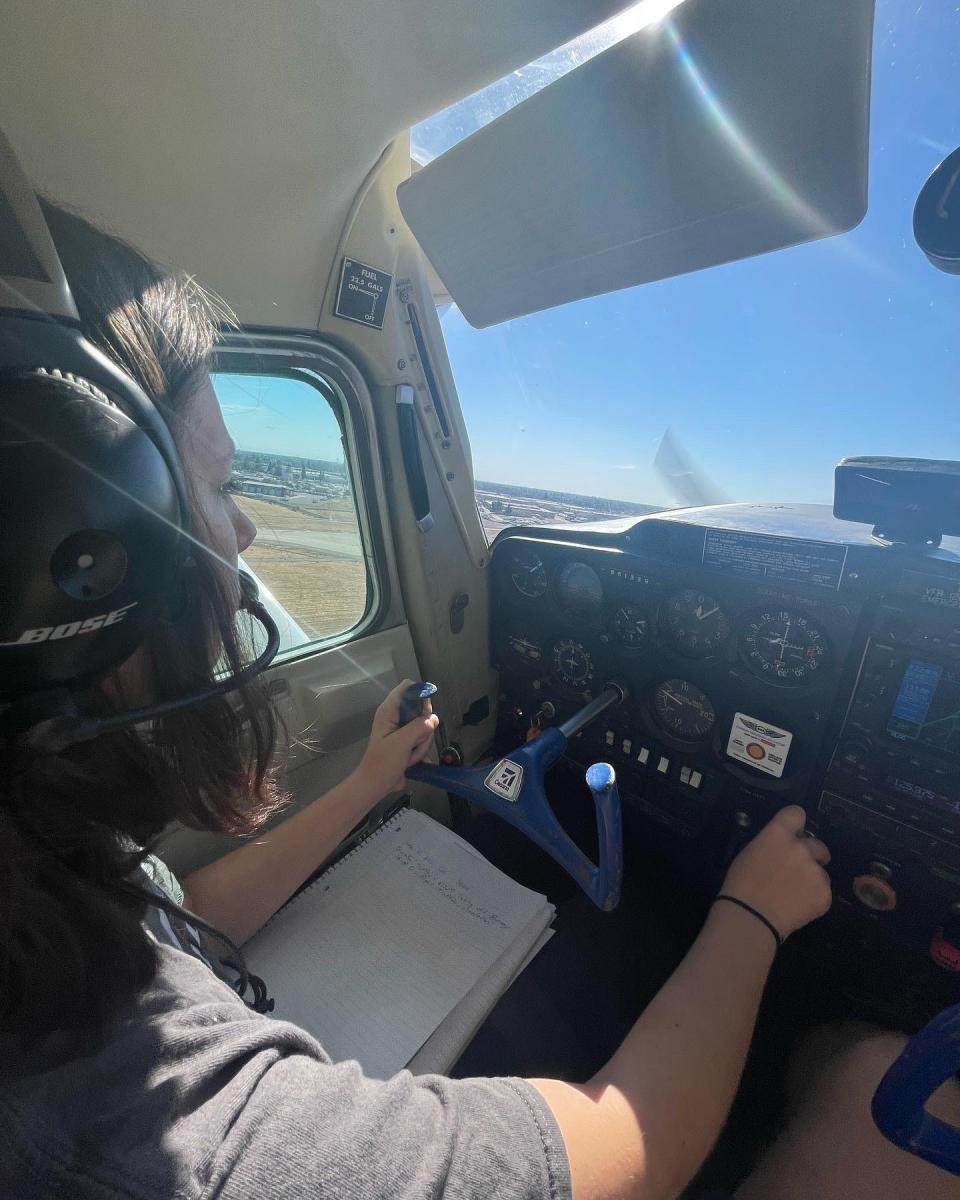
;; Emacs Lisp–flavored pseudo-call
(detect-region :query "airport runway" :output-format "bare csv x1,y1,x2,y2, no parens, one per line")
252,526,362,561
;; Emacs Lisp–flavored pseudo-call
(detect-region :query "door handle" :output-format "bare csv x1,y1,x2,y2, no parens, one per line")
396,383,434,532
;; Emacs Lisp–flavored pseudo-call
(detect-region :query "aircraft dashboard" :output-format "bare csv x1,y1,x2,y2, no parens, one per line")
490,503,960,970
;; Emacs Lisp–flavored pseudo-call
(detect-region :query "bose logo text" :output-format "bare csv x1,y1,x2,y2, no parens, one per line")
0,602,139,647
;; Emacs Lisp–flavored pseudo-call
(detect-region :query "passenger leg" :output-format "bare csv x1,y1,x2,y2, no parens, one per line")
734,1022,960,1200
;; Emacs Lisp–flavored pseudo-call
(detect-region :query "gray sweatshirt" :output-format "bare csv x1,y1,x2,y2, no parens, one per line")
0,868,570,1199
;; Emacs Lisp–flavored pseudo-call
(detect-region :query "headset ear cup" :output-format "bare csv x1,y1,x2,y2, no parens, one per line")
160,555,197,626
0,373,185,699
0,143,193,703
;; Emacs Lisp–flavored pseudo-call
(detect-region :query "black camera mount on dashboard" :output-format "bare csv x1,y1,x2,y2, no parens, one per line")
834,456,960,550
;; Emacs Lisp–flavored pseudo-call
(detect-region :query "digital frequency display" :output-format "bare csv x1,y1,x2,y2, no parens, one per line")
888,659,960,758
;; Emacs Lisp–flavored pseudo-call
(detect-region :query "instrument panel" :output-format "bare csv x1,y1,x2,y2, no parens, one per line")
490,506,960,966
500,546,839,685
494,533,856,804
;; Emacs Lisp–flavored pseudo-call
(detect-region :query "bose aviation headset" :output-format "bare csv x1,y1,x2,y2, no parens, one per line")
0,127,279,749
0,127,280,1011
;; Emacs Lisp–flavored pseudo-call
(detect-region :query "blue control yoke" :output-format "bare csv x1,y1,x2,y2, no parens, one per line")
872,998,960,1175
399,681,625,911
403,679,959,1170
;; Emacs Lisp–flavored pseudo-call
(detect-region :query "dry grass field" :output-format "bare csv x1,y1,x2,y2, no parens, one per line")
236,495,367,638
236,493,360,535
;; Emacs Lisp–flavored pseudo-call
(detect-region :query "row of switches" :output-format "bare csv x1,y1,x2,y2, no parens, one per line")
679,765,704,789
603,730,703,789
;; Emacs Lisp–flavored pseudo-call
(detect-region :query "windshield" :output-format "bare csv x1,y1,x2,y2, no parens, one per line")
414,0,960,538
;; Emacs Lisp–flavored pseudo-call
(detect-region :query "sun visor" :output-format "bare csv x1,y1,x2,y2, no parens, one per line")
398,0,875,329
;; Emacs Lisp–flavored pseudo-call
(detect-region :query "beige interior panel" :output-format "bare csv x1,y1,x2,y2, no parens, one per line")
308,139,501,768
156,624,428,878
2,0,627,329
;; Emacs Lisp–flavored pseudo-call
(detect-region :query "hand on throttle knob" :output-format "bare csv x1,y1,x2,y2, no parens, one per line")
354,679,439,796
721,806,832,939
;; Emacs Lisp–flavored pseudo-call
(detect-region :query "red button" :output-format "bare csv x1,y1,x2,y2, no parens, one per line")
930,928,960,972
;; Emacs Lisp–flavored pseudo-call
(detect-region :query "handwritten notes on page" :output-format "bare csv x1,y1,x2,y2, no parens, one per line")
241,808,554,1079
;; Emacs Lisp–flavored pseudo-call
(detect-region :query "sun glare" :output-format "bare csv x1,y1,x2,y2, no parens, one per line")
607,0,689,43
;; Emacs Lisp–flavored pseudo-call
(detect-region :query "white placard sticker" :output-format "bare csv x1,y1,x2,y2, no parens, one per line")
484,758,524,802
726,712,793,778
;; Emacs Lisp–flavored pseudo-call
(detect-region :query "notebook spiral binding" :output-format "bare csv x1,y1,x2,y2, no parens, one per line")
261,803,410,931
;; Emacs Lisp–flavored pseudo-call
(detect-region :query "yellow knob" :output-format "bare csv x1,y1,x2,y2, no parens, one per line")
852,874,897,912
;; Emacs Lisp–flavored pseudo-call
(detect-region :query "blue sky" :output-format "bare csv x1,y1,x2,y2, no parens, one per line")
219,0,960,510
212,373,346,464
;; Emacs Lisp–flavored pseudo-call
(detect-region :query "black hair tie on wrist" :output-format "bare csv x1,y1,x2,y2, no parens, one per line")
714,894,784,951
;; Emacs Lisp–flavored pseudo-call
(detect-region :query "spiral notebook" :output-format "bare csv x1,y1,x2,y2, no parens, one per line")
241,807,555,1079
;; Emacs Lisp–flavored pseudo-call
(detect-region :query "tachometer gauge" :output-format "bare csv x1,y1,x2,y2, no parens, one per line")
552,639,594,689
740,609,829,684
555,561,603,620
612,602,648,648
506,631,543,666
660,589,731,658
508,546,547,599
653,679,717,741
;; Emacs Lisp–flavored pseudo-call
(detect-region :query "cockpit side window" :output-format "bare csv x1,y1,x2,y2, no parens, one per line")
211,370,372,656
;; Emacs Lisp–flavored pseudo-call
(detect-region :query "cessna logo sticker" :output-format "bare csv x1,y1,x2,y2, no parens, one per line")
726,711,794,778
484,758,524,802
0,601,139,647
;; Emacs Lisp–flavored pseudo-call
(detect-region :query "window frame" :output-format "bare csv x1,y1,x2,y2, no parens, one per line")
213,333,393,663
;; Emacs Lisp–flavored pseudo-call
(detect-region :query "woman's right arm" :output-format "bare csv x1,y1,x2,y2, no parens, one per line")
530,805,833,1200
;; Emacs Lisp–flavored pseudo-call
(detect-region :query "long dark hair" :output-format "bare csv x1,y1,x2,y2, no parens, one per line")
0,201,284,1044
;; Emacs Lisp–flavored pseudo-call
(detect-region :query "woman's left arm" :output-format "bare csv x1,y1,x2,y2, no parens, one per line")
180,680,438,946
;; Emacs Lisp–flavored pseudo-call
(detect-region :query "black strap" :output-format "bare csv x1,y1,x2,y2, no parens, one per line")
714,894,784,951
116,879,275,1013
